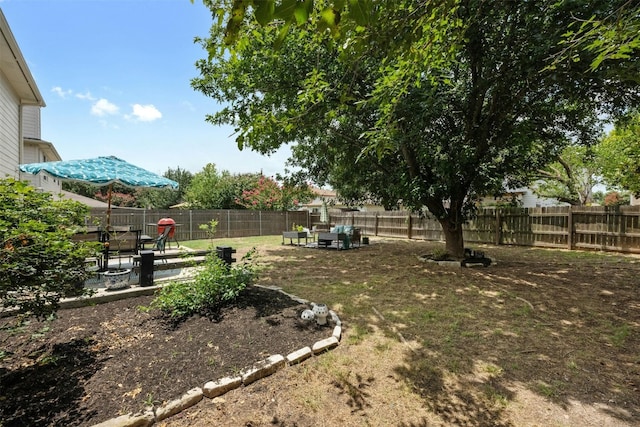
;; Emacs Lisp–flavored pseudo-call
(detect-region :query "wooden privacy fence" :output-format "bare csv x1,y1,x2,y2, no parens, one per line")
330,206,640,255
86,208,311,242
86,206,640,254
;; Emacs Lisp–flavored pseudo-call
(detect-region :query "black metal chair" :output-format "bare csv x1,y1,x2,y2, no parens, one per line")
152,226,171,253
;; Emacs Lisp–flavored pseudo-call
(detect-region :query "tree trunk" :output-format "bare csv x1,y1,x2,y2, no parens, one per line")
439,218,465,259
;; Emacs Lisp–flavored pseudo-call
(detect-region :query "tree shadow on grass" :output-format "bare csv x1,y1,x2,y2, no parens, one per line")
394,350,515,427
0,338,103,427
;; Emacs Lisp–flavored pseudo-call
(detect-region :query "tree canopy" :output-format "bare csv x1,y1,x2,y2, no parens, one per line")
136,167,193,209
184,164,312,209
531,145,601,206
193,0,639,257
597,111,640,196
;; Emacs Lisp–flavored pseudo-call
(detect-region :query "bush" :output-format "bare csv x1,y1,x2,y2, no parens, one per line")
151,250,256,320
0,178,101,323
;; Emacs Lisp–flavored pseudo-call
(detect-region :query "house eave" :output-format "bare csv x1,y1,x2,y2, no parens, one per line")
0,10,45,106
24,137,62,161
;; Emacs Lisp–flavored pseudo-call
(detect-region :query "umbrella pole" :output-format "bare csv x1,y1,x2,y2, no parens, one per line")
107,183,112,231
103,183,113,270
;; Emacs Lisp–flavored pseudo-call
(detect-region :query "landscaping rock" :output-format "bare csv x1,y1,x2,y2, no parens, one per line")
91,412,153,427
242,354,286,385
286,346,313,365
154,387,203,422
203,376,243,398
332,325,342,340
312,336,339,354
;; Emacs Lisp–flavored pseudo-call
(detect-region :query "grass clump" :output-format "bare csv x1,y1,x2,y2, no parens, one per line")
151,249,256,320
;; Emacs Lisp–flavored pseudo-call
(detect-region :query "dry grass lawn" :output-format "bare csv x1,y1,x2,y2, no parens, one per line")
164,237,639,427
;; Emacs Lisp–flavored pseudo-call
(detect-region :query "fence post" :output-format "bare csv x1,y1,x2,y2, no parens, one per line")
567,205,573,250
259,211,263,236
189,210,193,241
495,209,502,245
407,214,413,239
227,210,231,238
375,213,379,236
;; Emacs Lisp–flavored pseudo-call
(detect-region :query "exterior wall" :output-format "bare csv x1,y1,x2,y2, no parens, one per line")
0,71,20,178
479,187,568,208
25,170,60,193
22,142,41,164
21,105,40,139
21,142,62,192
520,188,568,208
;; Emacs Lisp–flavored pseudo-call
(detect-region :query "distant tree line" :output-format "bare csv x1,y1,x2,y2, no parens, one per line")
62,164,314,210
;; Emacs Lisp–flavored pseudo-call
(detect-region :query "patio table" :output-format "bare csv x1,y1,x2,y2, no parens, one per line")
317,232,347,250
282,231,309,246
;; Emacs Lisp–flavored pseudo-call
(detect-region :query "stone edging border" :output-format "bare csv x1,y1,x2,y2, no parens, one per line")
91,285,342,427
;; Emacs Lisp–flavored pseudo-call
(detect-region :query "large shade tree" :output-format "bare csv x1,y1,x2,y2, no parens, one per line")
194,0,639,257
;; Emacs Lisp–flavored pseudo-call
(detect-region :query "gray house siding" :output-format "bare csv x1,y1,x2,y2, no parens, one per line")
22,105,40,139
0,71,20,178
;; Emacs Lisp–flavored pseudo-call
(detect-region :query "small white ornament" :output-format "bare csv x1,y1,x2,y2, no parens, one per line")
312,303,329,325
301,309,315,321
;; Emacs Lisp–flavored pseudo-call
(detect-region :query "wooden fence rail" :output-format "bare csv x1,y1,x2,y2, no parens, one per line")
331,206,640,255
87,206,640,254
87,208,312,242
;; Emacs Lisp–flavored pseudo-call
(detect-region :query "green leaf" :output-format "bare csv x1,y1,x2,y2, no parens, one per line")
273,21,292,50
254,0,275,26
320,7,339,28
274,0,298,20
348,0,370,26
223,0,247,45
294,0,313,26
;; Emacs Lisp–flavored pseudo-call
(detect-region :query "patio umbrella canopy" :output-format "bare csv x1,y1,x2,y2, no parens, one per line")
20,156,179,269
19,155,179,189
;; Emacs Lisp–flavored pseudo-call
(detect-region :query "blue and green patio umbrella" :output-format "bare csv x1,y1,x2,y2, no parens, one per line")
20,156,179,227
20,156,179,267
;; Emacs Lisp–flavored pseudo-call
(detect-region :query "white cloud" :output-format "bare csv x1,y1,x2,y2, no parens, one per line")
128,104,162,122
76,91,96,101
91,98,119,117
51,86,72,98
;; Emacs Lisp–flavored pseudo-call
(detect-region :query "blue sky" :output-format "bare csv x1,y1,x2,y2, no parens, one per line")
2,0,291,177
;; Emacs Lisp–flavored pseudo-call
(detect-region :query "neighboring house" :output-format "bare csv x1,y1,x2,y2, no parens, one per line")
303,187,341,214
302,186,385,213
478,186,569,208
0,9,62,192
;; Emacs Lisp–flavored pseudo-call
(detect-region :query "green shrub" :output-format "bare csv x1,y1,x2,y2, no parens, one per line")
0,178,101,324
151,250,256,320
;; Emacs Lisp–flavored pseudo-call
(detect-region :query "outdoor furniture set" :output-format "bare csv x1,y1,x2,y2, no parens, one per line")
281,225,362,250
316,225,361,250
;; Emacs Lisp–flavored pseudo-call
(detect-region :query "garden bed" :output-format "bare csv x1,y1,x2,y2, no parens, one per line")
0,285,329,426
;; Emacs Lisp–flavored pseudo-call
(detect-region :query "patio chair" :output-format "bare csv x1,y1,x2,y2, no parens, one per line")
153,226,171,253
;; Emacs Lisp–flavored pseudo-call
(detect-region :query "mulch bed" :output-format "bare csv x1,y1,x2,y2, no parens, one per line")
0,285,331,426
